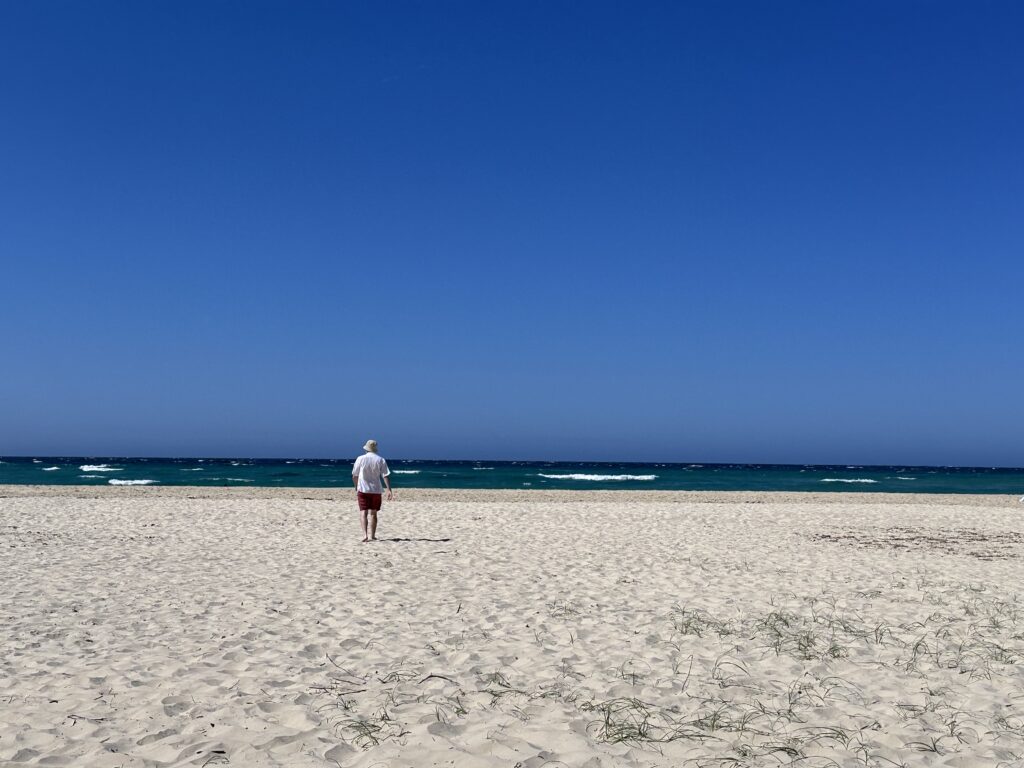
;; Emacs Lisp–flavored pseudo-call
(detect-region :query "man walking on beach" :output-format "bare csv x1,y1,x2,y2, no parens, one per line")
352,440,392,542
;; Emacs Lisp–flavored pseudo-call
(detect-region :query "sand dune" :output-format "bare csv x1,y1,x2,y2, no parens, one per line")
2,487,1023,766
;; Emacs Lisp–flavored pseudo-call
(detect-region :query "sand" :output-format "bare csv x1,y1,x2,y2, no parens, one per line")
2,486,1023,767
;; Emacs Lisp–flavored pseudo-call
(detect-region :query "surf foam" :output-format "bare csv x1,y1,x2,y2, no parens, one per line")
821,478,878,484
80,464,121,472
108,479,157,485
538,473,658,481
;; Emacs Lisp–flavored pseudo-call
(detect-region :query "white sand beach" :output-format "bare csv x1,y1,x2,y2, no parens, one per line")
2,487,1023,767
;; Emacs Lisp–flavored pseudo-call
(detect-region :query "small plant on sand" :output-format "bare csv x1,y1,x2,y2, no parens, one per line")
872,621,894,645
906,735,947,754
618,658,652,685
477,671,528,707
336,717,384,748
671,605,734,637
689,700,734,732
710,656,749,688
800,725,855,749
546,599,581,617
584,697,657,743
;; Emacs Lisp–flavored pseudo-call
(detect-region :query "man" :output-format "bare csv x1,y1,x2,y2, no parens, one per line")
352,439,393,542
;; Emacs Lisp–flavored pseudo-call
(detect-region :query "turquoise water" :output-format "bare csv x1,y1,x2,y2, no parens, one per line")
1,457,1022,494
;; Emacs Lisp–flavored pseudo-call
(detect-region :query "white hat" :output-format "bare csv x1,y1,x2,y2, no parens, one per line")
363,439,378,453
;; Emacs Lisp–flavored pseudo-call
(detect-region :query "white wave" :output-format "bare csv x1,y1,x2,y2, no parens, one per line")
538,473,658,481
207,477,255,482
821,478,878,484
472,467,494,470
32,459,42,463
181,468,204,471
392,470,420,474
896,477,916,481
80,464,121,472
522,482,532,486
42,466,61,471
108,479,157,485
78,475,104,479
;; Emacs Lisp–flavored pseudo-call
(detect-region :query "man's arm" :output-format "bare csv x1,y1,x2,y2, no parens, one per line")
381,459,393,500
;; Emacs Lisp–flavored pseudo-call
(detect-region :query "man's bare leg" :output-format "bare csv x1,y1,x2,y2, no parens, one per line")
368,511,378,541
360,509,369,542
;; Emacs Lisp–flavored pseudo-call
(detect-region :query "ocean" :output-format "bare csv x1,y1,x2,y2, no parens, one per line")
0,457,1022,494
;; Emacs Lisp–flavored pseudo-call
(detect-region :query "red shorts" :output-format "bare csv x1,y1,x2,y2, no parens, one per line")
357,492,382,512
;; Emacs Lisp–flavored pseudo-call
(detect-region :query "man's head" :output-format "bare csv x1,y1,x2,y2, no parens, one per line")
363,439,378,453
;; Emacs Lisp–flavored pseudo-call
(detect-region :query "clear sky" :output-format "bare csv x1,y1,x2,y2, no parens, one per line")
2,2,1022,465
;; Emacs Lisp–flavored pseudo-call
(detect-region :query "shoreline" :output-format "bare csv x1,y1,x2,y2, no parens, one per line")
1,483,1020,506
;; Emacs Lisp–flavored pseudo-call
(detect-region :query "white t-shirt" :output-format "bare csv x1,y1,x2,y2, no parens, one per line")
352,452,390,493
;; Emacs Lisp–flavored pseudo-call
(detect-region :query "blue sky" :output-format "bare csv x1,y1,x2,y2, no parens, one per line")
2,1,1022,464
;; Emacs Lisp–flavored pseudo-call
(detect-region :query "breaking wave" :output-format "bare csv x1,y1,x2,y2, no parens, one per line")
80,464,121,472
108,479,157,485
538,473,658,481
42,466,60,471
392,470,421,474
821,478,878,484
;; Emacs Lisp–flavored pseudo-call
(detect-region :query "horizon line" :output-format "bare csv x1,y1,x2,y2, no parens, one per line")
2,455,1023,471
